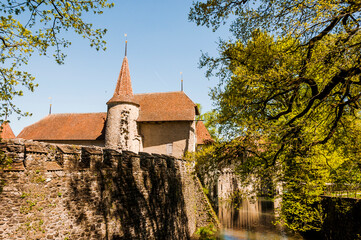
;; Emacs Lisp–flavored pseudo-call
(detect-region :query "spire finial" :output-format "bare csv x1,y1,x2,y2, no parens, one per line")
48,97,52,115
124,33,128,57
180,72,183,92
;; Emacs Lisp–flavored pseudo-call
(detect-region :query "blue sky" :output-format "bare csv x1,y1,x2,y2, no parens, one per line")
8,1,231,135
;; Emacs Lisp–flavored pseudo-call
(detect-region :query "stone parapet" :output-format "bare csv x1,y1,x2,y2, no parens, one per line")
0,138,219,239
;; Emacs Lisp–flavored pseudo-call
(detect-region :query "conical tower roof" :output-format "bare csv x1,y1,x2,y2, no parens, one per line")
1,122,15,139
107,56,138,105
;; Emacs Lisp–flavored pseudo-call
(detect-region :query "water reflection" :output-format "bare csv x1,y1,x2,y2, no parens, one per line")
218,198,304,240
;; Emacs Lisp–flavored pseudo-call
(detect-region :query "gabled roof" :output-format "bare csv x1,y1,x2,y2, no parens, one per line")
17,92,199,141
18,113,106,140
196,121,213,145
0,122,15,139
135,91,198,122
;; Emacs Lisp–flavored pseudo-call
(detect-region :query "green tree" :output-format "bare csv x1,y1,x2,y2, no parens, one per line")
0,0,114,120
190,0,361,149
190,0,361,231
201,110,221,141
196,103,221,141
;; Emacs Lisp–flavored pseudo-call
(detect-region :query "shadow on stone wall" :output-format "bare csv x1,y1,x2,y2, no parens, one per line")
0,139,219,240
66,150,190,240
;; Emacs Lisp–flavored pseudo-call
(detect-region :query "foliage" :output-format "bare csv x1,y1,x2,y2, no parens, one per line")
190,0,361,152
278,149,329,232
188,136,263,205
201,110,221,141
190,0,361,232
0,139,12,194
195,224,217,240
189,138,247,183
0,0,114,119
331,117,361,189
228,190,243,209
196,103,221,141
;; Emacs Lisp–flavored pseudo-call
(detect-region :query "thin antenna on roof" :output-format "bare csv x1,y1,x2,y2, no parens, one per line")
124,33,128,57
48,97,52,115
180,72,183,92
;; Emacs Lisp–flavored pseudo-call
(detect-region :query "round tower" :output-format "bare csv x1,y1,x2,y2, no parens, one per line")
105,52,141,153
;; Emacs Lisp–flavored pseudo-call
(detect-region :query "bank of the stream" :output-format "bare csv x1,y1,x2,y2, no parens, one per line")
214,196,361,240
217,198,304,240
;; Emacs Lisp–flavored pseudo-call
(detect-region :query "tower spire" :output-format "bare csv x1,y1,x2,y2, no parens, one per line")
105,34,140,152
107,34,137,104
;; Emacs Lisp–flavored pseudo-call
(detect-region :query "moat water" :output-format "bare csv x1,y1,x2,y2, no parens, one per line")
217,198,305,240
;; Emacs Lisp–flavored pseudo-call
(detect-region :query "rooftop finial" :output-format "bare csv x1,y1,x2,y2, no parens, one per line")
49,97,52,115
124,33,128,57
180,72,183,92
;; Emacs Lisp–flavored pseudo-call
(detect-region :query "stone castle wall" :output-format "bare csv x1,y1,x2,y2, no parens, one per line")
0,139,219,240
208,168,258,202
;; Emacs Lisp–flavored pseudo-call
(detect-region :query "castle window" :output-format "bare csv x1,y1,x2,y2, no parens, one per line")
166,143,173,156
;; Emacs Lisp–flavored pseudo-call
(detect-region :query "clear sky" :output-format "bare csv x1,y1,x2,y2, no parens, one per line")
8,1,231,135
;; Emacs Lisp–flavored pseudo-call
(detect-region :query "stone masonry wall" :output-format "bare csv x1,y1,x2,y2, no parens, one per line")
0,139,220,240
105,103,140,153
213,168,258,202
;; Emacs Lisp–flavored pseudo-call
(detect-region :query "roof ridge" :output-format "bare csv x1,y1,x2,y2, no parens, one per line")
17,112,107,138
17,112,107,140
134,91,184,96
48,112,106,116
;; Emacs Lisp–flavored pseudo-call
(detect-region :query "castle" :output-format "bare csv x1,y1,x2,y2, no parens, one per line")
17,50,212,158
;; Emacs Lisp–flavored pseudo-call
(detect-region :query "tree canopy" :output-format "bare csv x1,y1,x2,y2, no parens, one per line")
190,0,361,149
0,0,114,120
190,0,361,232
189,0,361,165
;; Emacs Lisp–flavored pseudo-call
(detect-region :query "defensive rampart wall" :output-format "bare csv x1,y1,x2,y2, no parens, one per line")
0,139,219,240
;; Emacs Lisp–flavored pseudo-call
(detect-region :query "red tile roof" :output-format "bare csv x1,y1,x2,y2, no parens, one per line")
17,92,199,140
107,57,138,104
196,121,213,145
18,113,106,140
1,122,15,139
135,91,198,122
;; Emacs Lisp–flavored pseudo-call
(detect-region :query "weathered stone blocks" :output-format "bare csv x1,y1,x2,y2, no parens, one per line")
0,139,220,239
